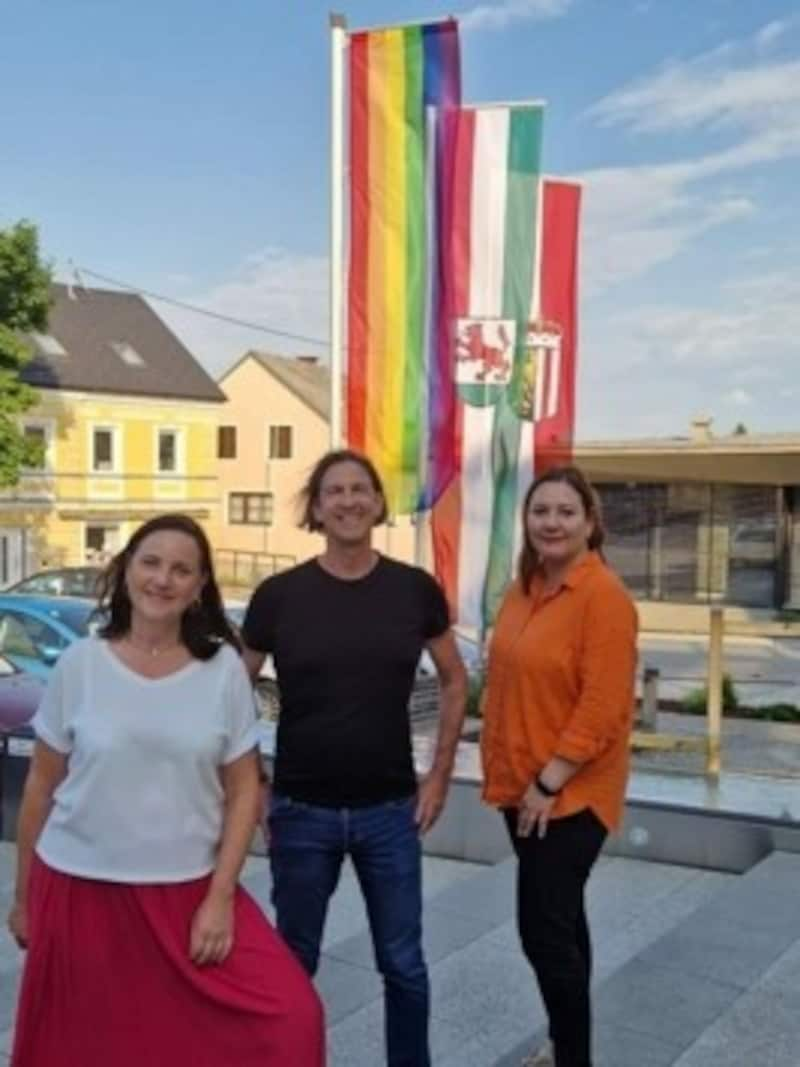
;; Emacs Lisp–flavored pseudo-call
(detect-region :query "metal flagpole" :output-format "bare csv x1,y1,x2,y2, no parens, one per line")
414,511,429,569
329,13,347,448
414,102,438,572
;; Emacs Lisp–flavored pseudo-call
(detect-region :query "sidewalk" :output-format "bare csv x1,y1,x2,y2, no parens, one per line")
3,841,800,1065
634,710,800,777
637,599,800,639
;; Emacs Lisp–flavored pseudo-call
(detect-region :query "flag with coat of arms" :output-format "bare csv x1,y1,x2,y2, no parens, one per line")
431,101,581,633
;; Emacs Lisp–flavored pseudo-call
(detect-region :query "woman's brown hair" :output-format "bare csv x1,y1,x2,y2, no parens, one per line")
517,465,605,593
96,513,240,660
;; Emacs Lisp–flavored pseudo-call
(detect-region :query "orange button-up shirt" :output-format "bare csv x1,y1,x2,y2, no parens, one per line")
481,552,637,831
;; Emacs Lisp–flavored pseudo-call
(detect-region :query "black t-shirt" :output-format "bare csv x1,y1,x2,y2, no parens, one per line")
242,555,450,807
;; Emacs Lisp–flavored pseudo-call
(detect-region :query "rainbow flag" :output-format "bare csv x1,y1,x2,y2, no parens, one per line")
347,19,460,514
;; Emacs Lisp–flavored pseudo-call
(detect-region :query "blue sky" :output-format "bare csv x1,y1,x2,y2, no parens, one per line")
2,0,799,439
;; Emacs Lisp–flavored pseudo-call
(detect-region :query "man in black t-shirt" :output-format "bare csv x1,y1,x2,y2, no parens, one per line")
242,450,467,1067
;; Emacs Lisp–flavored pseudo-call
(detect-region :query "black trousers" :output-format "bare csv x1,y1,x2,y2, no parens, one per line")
504,807,607,1067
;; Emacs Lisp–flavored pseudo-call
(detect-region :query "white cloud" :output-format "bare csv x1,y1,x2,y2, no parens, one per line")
589,57,800,134
579,22,800,292
578,153,756,291
598,272,800,368
156,248,329,379
576,267,800,436
459,0,573,32
722,388,753,407
576,267,800,435
756,19,793,52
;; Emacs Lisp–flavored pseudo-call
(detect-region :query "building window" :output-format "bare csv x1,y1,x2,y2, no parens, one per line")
92,428,116,472
269,425,293,460
157,429,180,473
595,481,779,609
85,524,121,564
30,332,67,358
218,426,237,459
23,425,47,470
229,492,274,526
111,341,145,367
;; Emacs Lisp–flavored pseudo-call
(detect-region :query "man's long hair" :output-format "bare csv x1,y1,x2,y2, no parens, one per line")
297,449,388,531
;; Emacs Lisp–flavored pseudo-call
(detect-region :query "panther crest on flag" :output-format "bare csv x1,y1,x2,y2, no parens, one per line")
454,318,516,406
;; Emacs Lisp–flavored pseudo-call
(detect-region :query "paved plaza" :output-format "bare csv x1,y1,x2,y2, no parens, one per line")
2,840,800,1065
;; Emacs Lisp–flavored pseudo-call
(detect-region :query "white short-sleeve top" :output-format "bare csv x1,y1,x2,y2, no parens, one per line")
32,637,258,883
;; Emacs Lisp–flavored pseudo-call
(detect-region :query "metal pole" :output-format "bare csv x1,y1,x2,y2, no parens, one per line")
414,511,428,569
641,667,659,731
329,13,347,448
386,518,395,559
706,605,724,776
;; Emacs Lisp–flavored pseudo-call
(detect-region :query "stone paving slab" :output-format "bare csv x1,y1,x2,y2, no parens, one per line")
315,954,383,1025
594,958,741,1049
593,1023,681,1067
636,912,791,990
671,939,800,1067
327,999,474,1067
326,900,499,971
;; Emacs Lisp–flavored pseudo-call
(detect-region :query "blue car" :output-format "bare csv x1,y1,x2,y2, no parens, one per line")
0,595,99,679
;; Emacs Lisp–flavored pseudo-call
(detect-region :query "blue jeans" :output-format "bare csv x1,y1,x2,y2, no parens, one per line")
268,793,430,1067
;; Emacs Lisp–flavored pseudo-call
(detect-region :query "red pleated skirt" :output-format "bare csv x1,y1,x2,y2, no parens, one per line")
12,855,325,1067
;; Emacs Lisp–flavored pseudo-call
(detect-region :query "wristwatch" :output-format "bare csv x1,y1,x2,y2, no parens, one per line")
535,774,561,798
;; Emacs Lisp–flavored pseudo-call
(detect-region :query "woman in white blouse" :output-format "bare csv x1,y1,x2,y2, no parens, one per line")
8,514,324,1067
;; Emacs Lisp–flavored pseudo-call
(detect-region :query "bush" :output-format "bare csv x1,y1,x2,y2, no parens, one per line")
680,675,800,722
758,703,800,723
682,673,739,716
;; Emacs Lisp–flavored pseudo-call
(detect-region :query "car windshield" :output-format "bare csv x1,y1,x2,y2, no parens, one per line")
12,568,102,597
66,570,102,596
41,602,97,636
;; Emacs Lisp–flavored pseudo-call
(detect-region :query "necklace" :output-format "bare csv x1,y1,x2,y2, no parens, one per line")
124,634,181,658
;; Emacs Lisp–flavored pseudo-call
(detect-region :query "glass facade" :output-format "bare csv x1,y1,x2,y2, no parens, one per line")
596,482,782,608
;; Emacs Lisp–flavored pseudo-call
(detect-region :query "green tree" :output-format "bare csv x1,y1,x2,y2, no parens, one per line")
0,221,51,485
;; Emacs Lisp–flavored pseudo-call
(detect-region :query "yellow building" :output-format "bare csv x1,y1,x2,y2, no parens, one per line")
0,283,224,586
216,352,416,586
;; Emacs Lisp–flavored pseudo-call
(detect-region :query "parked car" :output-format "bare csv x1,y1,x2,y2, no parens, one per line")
0,652,43,735
0,595,98,679
6,566,103,599
225,603,277,718
416,629,482,677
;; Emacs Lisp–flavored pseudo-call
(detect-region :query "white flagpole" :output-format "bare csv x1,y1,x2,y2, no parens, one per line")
414,103,438,572
329,13,347,448
414,511,429,569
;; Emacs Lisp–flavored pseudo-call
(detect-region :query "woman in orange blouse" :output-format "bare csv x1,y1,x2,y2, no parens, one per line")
481,466,637,1067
